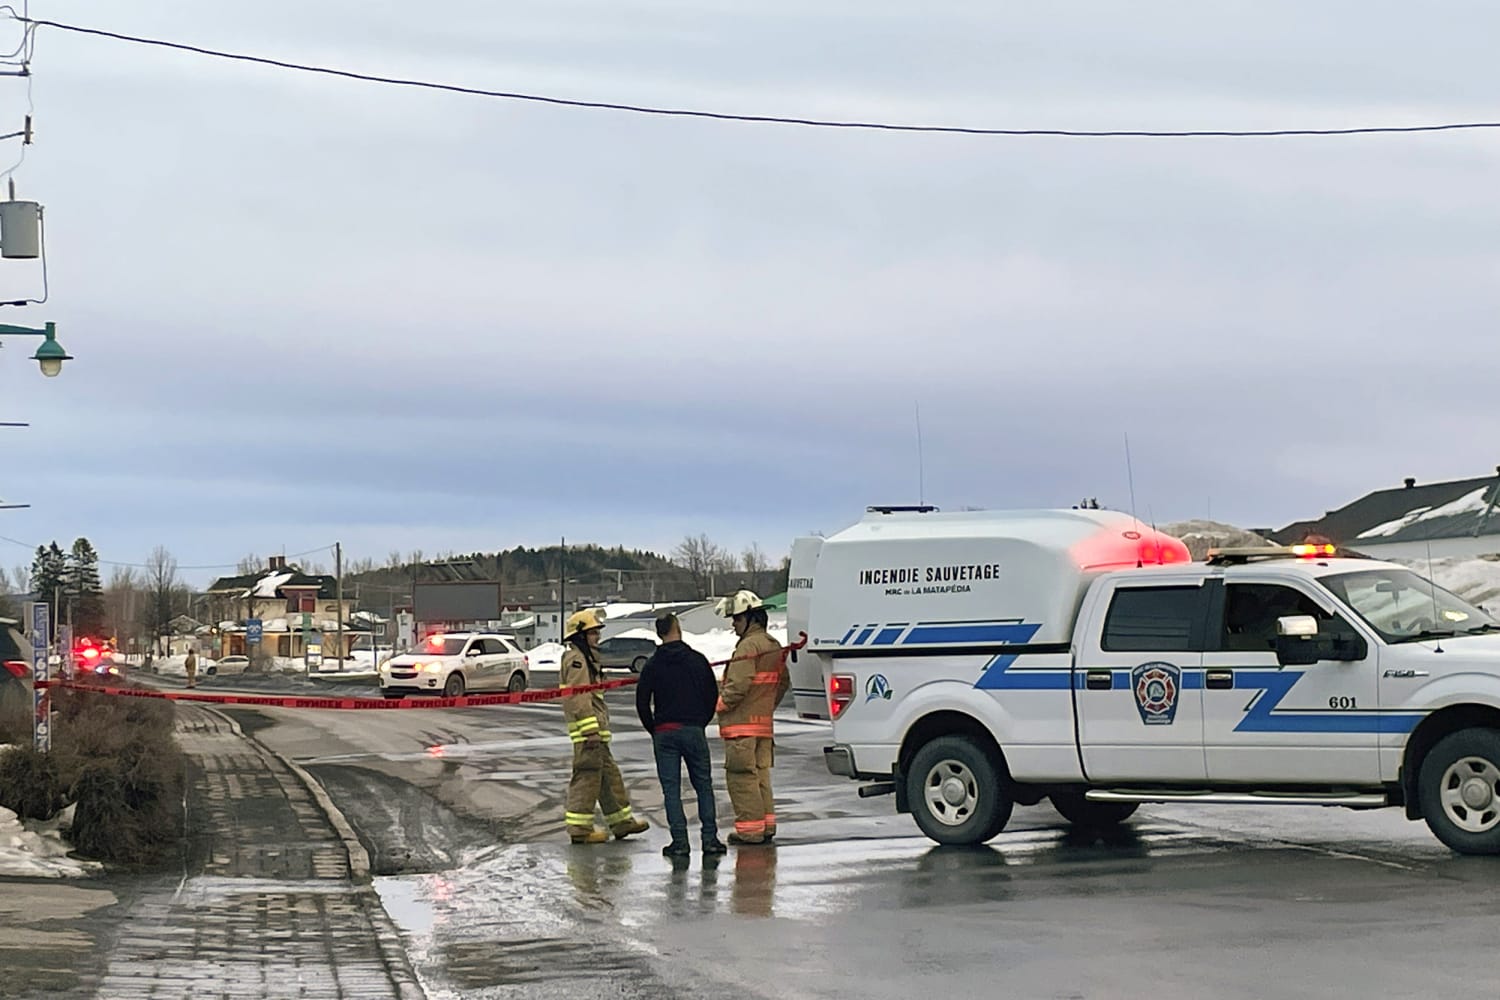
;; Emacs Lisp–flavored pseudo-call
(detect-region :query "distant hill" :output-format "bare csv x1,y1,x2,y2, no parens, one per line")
345,544,785,612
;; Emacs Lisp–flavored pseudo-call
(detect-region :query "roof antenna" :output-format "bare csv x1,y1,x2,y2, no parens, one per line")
1425,537,1444,653
915,401,925,507
1125,432,1144,568
1148,504,1164,565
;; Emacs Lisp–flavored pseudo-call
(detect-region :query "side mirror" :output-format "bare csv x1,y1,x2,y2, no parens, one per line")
1274,615,1320,667
465,647,481,657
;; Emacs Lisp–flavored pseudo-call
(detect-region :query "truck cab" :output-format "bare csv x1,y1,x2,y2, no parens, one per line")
790,507,1500,854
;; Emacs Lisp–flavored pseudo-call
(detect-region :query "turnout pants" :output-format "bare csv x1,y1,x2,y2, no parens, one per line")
724,736,775,839
565,741,635,832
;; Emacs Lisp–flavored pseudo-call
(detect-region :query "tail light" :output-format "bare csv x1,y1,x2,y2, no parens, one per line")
3,660,28,679
829,673,855,719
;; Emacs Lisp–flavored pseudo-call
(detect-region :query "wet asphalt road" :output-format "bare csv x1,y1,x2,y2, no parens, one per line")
230,671,1500,1000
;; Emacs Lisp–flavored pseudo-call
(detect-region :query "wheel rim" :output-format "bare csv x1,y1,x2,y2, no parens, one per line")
509,675,524,693
1439,755,1500,834
922,759,979,827
445,676,464,697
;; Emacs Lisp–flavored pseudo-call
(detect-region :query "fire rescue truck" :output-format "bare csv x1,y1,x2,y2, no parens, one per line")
787,506,1500,854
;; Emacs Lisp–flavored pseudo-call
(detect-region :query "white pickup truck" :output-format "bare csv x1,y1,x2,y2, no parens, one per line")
787,506,1500,854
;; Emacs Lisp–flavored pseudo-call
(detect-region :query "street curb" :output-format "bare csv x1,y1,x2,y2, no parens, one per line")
199,705,428,1000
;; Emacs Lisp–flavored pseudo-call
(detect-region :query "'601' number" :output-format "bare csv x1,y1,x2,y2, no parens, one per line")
1328,696,1358,710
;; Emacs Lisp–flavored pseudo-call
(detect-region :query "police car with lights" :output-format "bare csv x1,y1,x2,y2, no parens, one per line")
787,506,1500,854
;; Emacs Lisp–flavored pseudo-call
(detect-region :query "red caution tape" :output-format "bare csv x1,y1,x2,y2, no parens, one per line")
37,633,810,711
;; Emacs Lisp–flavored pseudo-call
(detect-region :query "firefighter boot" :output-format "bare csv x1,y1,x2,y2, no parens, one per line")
569,828,609,845
611,817,649,840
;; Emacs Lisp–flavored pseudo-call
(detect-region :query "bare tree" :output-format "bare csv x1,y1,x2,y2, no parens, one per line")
742,543,769,576
673,534,727,598
105,566,142,644
387,550,404,570
142,546,179,656
9,563,28,594
236,552,263,574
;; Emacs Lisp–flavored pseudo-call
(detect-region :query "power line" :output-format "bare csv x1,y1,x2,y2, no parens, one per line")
0,534,335,571
16,14,1500,141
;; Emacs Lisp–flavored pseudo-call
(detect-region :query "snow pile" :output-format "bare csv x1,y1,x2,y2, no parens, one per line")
526,642,566,669
1162,520,1275,561
153,654,216,678
0,795,101,879
614,627,659,643
1392,554,1500,610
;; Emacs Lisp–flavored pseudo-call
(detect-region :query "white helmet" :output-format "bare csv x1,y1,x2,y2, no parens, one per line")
715,589,765,618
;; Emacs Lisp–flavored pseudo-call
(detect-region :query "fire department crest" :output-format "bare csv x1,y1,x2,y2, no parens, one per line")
1131,661,1180,726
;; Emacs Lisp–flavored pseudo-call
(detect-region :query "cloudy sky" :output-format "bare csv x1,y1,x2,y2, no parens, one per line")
0,1,1497,584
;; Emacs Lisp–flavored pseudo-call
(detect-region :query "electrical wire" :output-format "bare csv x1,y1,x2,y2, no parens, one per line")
14,14,1500,140
0,534,336,571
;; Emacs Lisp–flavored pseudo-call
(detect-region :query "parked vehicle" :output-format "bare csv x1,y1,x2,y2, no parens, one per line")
1,619,30,714
790,505,1500,855
596,635,659,673
206,655,251,677
378,632,529,698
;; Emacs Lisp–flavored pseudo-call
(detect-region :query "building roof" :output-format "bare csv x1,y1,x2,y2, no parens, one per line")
207,567,338,600
1272,472,1500,547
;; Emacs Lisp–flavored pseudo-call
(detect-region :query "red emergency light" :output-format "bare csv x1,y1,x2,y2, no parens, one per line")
1071,527,1192,572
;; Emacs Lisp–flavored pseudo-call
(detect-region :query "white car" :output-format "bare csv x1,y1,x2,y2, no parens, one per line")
379,632,529,699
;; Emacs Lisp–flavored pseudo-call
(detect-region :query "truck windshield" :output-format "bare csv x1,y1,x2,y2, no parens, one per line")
1318,568,1499,643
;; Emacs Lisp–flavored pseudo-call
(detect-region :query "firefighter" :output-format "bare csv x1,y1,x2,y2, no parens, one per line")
715,590,790,845
560,608,650,844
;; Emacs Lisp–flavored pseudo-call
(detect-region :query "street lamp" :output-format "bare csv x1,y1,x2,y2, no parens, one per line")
0,321,71,377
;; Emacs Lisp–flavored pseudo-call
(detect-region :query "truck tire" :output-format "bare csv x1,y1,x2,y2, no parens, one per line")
1049,792,1139,828
1418,727,1500,855
906,736,1013,845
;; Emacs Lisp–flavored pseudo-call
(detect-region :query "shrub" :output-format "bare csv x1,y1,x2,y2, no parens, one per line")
0,744,62,820
0,686,186,866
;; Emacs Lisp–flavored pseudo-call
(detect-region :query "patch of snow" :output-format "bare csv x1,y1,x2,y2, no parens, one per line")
0,804,102,879
599,603,658,620
614,627,660,643
1358,486,1494,539
680,625,790,677
253,572,294,599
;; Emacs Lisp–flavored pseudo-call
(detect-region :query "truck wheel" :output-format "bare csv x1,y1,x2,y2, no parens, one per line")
907,736,1013,845
1419,728,1500,855
1050,792,1139,828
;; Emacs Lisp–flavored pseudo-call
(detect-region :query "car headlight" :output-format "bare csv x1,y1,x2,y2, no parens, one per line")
423,662,444,674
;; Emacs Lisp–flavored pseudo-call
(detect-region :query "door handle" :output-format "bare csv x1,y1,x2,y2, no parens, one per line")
1206,670,1233,690
1085,670,1113,691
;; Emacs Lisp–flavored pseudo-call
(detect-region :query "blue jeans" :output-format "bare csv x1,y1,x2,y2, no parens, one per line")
652,725,718,843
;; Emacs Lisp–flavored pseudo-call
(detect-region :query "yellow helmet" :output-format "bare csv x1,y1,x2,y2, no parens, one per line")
715,589,765,618
565,608,606,639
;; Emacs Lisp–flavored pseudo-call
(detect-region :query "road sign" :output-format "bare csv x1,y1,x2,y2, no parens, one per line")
305,642,322,669
31,601,49,753
246,619,263,644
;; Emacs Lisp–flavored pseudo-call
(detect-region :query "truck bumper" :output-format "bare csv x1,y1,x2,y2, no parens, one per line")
824,744,858,778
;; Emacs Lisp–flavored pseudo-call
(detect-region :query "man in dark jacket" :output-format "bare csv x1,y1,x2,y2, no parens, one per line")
636,613,726,858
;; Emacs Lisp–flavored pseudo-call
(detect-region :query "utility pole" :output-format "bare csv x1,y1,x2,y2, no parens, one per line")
335,542,344,671
558,536,566,644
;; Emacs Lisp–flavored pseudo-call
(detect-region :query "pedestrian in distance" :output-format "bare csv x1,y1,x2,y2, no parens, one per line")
715,590,790,846
184,648,198,689
560,608,650,845
635,612,727,859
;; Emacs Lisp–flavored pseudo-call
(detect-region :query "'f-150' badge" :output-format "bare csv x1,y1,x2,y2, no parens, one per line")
1132,662,1180,725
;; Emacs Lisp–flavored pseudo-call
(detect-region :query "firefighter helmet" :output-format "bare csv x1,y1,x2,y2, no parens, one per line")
565,608,606,638
715,589,766,618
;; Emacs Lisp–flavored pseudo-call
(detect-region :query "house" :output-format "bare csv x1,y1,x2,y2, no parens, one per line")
1270,469,1500,562
206,556,359,658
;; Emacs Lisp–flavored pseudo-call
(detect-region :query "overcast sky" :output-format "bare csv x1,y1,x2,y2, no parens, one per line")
1,1,1497,585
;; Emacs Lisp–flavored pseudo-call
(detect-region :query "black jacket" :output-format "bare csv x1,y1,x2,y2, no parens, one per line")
635,639,718,732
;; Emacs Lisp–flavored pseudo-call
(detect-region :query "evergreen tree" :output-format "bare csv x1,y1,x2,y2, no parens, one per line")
66,538,107,637
29,542,67,632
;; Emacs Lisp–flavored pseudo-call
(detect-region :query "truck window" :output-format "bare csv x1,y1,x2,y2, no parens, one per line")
1220,583,1351,653
1101,586,1204,652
